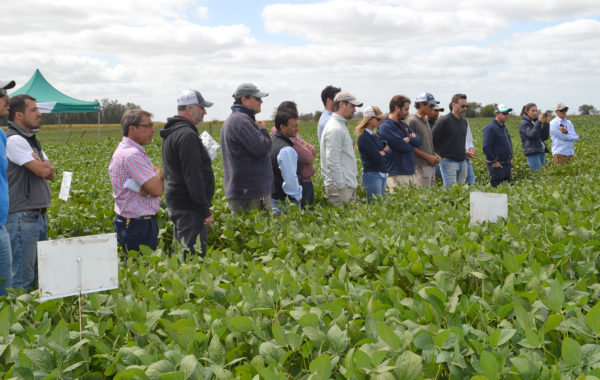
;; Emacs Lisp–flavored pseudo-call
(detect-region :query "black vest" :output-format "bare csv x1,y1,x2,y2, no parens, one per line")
6,122,51,212
270,131,302,201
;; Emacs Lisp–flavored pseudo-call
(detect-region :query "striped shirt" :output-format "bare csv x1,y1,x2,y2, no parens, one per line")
108,137,160,218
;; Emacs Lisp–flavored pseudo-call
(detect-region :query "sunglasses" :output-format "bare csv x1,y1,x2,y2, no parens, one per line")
136,123,154,128
0,88,7,97
501,112,509,116
460,104,469,109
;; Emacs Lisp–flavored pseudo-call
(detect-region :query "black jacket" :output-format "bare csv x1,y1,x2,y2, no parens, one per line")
519,115,549,156
159,116,214,218
483,119,513,164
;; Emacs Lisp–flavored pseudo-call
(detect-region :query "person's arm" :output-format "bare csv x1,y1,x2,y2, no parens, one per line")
379,124,414,152
323,128,345,188
550,120,579,142
358,133,387,166
7,137,55,179
520,120,540,139
237,120,272,159
140,166,164,197
24,154,55,179
277,147,302,200
482,126,496,162
409,133,422,147
413,148,437,166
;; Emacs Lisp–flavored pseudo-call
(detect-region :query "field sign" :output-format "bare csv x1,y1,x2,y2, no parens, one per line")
58,171,73,201
38,233,119,301
470,191,508,223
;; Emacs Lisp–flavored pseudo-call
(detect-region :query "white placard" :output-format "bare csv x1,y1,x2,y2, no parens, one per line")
58,171,73,201
470,191,508,223
38,233,119,301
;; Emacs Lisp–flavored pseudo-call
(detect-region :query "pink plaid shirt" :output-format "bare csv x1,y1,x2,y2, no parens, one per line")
108,137,160,218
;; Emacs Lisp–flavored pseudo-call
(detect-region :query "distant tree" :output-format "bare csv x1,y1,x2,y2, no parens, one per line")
465,102,481,118
299,113,313,121
480,103,498,118
101,98,137,124
579,104,598,115
314,110,322,121
353,112,363,119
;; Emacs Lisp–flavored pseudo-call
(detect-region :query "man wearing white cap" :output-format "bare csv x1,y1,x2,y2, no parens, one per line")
320,91,363,206
407,92,441,187
160,89,215,258
0,79,15,294
550,103,579,165
482,104,513,187
109,109,163,256
221,83,273,214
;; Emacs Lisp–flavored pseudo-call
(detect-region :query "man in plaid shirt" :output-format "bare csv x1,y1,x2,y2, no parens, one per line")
109,109,164,254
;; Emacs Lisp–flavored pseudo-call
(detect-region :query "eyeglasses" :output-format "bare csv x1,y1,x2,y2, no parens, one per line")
501,112,509,116
137,123,154,128
460,104,469,109
557,109,567,113
0,89,7,97
251,96,263,102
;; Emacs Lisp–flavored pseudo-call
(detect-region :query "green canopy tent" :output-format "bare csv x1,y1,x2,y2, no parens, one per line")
11,69,101,141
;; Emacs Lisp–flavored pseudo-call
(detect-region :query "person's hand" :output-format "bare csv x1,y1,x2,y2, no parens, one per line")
139,188,149,197
511,158,514,165
257,121,267,130
409,133,417,138
204,214,215,226
492,162,503,168
541,113,550,122
153,166,164,181
426,154,438,166
403,137,410,143
383,145,391,152
31,152,41,161
434,154,442,164
559,125,568,134
466,148,476,159
379,150,386,156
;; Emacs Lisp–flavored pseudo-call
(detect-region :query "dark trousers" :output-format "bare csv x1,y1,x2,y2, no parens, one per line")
487,162,511,187
301,181,314,208
169,210,208,258
113,215,158,254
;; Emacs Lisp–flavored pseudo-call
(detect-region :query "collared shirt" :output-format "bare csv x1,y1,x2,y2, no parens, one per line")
277,146,303,200
317,110,333,143
549,116,579,156
108,137,160,218
320,113,358,189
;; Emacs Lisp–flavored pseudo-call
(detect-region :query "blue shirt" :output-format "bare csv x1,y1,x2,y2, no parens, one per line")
549,116,579,156
0,130,8,226
317,110,333,143
277,146,302,200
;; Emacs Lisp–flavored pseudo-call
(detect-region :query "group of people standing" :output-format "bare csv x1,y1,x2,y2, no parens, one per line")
0,77,583,294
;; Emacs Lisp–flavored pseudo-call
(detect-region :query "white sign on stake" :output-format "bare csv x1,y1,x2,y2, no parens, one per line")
470,191,508,224
38,233,119,301
58,171,73,201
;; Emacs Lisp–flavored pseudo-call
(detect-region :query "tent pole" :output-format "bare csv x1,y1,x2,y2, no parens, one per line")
58,113,61,144
97,109,101,142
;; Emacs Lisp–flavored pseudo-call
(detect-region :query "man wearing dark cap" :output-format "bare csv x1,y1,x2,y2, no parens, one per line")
550,103,579,165
221,83,273,214
482,104,513,187
320,91,362,206
160,89,215,258
0,79,15,294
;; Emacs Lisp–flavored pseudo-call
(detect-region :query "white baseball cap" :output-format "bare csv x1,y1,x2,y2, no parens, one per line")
177,89,213,107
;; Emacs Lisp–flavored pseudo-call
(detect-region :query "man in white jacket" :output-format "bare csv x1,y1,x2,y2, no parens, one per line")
320,91,363,206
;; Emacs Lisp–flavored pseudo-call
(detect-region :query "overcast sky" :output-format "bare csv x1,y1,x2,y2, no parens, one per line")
3,0,599,122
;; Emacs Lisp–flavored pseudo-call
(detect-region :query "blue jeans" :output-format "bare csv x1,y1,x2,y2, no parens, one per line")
526,153,546,171
271,198,300,217
439,158,468,187
113,215,158,254
7,210,47,291
301,182,314,208
466,159,475,185
361,171,386,202
0,225,13,296
169,210,208,258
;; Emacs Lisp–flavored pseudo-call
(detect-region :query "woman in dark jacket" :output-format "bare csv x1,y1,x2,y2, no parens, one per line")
356,106,390,202
519,103,550,170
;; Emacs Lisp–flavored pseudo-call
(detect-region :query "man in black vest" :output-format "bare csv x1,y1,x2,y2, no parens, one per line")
6,94,55,291
270,110,302,216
